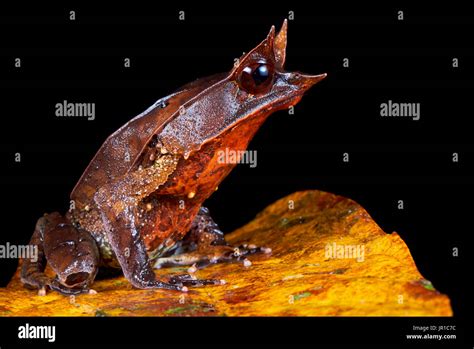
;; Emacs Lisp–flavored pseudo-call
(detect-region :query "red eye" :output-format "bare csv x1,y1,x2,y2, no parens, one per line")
238,62,275,95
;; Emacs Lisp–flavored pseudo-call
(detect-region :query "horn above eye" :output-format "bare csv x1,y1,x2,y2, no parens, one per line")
237,60,275,95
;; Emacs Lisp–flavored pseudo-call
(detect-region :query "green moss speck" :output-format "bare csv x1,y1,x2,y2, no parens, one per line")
279,216,311,228
293,292,311,301
420,279,436,291
164,305,201,315
95,309,107,317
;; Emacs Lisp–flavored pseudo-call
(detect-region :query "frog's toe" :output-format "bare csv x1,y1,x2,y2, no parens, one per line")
234,244,272,258
168,274,225,287
153,254,203,269
22,276,54,296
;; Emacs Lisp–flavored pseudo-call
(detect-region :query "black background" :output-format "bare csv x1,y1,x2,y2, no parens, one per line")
0,3,472,347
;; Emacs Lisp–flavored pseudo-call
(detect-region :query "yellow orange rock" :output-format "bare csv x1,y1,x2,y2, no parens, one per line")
0,191,452,316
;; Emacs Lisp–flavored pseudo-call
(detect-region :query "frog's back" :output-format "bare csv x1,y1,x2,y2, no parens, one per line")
70,74,226,206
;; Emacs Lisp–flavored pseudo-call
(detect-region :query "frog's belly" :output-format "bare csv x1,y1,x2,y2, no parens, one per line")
141,113,269,257
138,145,236,256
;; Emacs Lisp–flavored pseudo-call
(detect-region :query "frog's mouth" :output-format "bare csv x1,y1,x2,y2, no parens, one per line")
272,91,306,110
267,72,327,111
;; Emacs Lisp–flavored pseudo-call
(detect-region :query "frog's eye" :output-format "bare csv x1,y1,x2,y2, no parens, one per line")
237,62,275,95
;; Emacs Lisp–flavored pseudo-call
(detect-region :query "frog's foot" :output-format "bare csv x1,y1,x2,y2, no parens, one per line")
167,274,225,287
48,278,98,296
153,243,271,270
154,206,271,271
24,277,97,296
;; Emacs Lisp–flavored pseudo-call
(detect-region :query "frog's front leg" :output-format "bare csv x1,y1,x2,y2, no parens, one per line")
21,212,99,296
93,155,220,291
153,206,272,271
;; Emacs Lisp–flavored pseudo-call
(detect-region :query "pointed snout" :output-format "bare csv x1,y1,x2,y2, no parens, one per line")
288,72,327,90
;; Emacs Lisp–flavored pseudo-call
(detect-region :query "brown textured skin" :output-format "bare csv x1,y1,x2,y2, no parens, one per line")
70,73,227,206
21,20,327,294
21,212,99,295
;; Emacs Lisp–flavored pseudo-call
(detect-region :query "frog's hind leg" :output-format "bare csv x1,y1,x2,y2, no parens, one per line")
21,212,99,296
20,214,53,295
153,206,272,271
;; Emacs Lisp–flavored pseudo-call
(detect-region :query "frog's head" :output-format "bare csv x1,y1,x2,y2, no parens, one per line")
160,20,326,157
229,19,326,112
